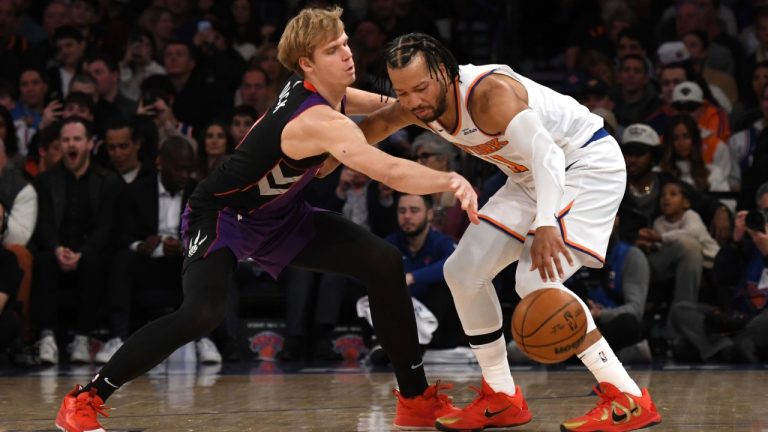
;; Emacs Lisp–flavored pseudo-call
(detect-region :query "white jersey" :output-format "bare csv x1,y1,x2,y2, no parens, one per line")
427,64,625,268
427,64,605,187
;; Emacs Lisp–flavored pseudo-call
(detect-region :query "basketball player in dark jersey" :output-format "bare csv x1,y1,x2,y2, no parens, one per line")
55,7,478,432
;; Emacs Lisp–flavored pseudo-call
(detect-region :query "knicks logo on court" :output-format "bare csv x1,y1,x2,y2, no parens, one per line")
250,331,285,360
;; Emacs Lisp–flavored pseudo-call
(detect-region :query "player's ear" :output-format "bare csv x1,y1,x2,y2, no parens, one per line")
298,56,313,75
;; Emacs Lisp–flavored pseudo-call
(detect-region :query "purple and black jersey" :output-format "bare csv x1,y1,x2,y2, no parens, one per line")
182,75,342,278
190,75,331,213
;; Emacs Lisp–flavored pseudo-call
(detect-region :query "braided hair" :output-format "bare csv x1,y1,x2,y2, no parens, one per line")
378,33,459,93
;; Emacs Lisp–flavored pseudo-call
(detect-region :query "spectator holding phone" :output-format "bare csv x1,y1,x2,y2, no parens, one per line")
120,31,166,102
667,181,768,363
137,74,196,153
192,19,246,97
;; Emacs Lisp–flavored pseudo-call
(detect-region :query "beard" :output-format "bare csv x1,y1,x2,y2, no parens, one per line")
412,79,448,123
400,218,430,238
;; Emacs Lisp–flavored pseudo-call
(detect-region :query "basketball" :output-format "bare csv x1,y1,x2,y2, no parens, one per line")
511,288,588,364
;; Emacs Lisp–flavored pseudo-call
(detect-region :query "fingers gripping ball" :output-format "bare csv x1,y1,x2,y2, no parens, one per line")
511,288,587,364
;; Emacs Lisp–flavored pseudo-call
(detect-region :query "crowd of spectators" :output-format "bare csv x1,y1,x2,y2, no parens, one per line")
1,0,768,368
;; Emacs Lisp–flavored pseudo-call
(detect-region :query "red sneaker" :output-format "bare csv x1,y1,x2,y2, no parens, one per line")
55,385,109,432
394,381,461,430
435,380,532,432
560,382,662,432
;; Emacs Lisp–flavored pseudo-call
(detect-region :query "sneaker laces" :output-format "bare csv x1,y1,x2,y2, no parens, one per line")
584,384,621,418
76,389,110,421
426,380,454,406
461,384,489,412
394,381,454,406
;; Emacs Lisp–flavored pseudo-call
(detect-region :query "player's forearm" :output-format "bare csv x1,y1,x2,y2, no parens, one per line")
532,151,565,228
345,87,392,115
380,160,454,195
358,109,407,146
505,109,565,227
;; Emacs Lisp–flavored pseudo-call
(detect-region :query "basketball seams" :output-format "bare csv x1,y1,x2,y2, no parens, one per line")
515,289,548,355
521,298,578,338
518,320,587,348
512,288,588,363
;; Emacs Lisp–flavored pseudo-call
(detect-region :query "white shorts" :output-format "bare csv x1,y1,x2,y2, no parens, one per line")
478,136,626,268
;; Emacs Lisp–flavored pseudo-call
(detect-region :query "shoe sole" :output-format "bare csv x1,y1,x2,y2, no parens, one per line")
56,424,105,432
392,425,436,430
559,418,662,432
435,417,532,432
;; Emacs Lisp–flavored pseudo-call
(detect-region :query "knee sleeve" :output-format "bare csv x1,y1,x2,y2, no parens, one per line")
515,246,598,333
443,252,504,335
443,220,527,337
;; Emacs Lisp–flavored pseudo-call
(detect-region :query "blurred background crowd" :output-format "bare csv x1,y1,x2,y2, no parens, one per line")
1,0,768,369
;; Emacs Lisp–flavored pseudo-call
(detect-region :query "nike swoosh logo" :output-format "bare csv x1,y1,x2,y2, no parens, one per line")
410,361,424,369
612,410,628,422
104,377,119,389
484,404,513,418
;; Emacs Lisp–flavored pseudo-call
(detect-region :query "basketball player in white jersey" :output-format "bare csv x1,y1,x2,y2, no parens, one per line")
360,33,662,432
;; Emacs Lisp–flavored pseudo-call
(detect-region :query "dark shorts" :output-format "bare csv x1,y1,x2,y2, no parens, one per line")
181,201,323,278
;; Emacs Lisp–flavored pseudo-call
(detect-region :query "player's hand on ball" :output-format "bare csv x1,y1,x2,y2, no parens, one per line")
529,226,573,281
448,172,480,224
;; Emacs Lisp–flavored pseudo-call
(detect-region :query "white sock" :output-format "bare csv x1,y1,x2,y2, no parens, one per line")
471,337,516,395
578,337,641,397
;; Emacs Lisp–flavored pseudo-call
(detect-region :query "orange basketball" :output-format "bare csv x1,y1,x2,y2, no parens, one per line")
511,288,587,364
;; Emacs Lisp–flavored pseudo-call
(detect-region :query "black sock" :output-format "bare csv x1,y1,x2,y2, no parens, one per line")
393,363,428,398
80,373,120,401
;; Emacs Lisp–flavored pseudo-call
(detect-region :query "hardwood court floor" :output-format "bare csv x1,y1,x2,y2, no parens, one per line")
1,361,768,431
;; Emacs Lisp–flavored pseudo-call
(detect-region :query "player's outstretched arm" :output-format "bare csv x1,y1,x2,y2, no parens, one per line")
283,107,478,223
344,87,393,115
358,102,417,146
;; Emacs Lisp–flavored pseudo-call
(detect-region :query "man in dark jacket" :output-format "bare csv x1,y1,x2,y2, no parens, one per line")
94,136,204,364
31,116,122,364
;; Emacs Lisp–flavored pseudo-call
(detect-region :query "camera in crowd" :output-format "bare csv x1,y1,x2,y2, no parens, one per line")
745,209,768,233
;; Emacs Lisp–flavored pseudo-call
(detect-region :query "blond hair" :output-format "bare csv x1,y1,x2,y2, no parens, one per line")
277,6,344,77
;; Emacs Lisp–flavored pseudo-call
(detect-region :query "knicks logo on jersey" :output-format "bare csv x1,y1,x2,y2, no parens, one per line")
455,137,509,156
455,138,529,173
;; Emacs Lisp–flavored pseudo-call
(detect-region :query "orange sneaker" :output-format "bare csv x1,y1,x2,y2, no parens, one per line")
55,385,109,432
435,380,532,432
560,382,661,432
394,381,461,430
